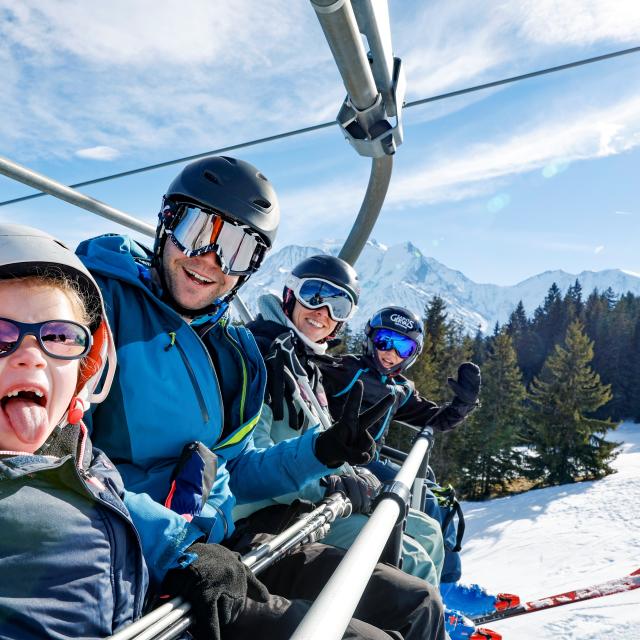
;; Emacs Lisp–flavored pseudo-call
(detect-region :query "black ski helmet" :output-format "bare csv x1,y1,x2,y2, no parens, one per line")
0,223,116,418
364,305,424,375
283,254,360,339
154,155,280,316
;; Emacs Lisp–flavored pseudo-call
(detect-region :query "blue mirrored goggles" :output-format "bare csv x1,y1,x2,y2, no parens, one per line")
372,328,418,359
291,278,356,322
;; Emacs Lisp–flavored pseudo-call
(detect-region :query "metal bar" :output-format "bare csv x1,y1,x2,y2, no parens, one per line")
0,155,155,236
310,0,378,112
338,155,392,265
290,431,432,640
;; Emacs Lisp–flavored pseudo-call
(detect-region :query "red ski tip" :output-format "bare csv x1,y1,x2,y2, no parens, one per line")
470,628,502,640
495,592,521,611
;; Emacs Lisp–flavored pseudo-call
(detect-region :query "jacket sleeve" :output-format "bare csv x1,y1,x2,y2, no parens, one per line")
122,490,204,586
227,410,331,505
394,380,472,433
250,403,329,505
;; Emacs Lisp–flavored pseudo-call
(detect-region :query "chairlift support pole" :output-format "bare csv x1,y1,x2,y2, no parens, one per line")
309,0,405,266
290,427,434,640
0,155,254,322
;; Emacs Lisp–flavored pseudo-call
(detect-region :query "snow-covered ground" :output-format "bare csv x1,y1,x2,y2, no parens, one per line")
460,421,640,639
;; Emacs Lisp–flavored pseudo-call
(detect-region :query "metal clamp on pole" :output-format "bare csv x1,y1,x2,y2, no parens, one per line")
310,0,405,158
374,479,411,525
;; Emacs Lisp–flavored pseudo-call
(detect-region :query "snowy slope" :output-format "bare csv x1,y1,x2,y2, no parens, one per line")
460,422,640,639
241,241,640,334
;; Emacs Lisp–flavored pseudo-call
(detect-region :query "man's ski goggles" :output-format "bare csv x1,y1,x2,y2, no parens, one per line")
372,328,418,359
168,204,267,276
0,318,92,360
289,277,356,322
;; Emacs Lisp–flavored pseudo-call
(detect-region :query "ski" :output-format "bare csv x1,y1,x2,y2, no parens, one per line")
471,568,640,625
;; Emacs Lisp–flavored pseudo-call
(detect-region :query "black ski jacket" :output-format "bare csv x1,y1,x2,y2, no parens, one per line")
316,353,469,446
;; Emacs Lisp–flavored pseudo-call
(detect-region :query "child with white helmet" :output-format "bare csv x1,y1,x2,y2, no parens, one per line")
0,223,148,638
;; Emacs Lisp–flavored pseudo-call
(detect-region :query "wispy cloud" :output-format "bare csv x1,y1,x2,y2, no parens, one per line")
388,94,640,209
75,146,120,161
3,0,639,163
276,91,640,237
0,1,339,160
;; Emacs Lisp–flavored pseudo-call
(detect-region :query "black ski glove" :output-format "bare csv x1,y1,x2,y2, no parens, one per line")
447,362,481,417
322,467,382,514
314,380,394,468
162,542,269,640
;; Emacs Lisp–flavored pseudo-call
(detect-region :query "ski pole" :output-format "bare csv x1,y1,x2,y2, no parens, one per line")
108,494,352,640
242,492,352,571
246,493,352,574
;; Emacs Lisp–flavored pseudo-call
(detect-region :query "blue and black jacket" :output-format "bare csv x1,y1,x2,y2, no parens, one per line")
317,354,467,446
0,424,148,639
76,234,332,584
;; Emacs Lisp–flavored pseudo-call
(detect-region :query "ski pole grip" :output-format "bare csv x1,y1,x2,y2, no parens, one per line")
374,480,411,525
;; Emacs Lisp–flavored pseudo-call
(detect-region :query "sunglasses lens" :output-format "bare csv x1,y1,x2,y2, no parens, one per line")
373,329,417,358
0,319,20,355
297,280,354,321
40,321,90,358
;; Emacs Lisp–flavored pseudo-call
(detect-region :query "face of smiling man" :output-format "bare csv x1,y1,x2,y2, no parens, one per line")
160,240,239,316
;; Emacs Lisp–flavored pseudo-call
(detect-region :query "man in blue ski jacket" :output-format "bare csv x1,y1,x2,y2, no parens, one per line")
77,156,447,640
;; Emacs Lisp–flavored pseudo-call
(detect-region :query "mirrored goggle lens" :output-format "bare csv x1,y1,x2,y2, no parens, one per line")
170,205,265,275
0,319,20,355
372,329,418,358
297,279,354,321
40,321,91,358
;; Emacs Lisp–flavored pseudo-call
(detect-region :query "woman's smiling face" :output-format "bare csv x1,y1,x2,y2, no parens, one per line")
291,300,338,343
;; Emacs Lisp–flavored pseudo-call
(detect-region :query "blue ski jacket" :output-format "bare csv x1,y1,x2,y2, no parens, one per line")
0,424,148,639
76,234,331,584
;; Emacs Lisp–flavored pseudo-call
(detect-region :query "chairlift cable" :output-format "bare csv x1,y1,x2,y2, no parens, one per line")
1,45,638,208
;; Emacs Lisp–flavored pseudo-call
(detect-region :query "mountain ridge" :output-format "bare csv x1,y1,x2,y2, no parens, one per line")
240,241,640,334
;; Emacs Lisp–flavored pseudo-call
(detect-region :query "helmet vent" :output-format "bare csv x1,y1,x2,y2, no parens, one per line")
203,171,222,185
257,172,268,182
253,198,271,210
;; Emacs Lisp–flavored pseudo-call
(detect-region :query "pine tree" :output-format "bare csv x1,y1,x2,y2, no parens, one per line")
457,331,527,498
527,320,618,484
506,300,541,384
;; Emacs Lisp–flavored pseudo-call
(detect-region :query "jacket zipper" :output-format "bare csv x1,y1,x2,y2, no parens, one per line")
171,337,210,423
76,465,146,619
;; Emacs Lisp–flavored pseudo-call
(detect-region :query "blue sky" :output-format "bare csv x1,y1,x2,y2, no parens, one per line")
1,0,639,285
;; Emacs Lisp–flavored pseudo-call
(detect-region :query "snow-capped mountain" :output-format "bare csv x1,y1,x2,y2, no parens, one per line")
241,240,640,334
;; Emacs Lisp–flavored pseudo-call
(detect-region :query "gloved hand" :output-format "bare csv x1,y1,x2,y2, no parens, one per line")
322,467,382,514
447,362,481,416
314,380,394,468
162,542,269,640
448,362,481,404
